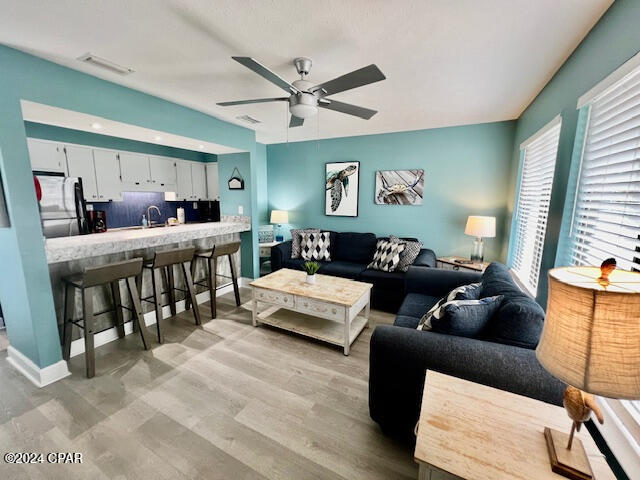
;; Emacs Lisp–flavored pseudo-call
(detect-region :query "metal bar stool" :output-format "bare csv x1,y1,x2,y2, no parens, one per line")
187,241,241,319
61,257,149,378
138,246,200,343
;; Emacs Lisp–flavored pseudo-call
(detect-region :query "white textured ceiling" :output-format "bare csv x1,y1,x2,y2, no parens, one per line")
1,0,612,144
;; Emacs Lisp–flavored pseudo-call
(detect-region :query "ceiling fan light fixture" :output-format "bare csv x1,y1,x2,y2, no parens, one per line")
289,91,318,119
289,103,317,119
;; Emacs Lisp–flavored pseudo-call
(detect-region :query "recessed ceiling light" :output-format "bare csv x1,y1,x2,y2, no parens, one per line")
154,135,162,141
91,122,103,130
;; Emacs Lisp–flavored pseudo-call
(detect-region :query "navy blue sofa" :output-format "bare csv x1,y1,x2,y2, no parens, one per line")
271,231,436,312
369,262,566,443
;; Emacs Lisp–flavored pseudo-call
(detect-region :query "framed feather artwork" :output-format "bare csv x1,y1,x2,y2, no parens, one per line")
375,169,424,205
325,161,359,217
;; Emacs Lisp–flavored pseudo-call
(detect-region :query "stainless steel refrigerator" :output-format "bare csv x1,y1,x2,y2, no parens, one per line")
35,174,89,238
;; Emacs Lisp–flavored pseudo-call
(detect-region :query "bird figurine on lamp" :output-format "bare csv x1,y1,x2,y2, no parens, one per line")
537,258,640,480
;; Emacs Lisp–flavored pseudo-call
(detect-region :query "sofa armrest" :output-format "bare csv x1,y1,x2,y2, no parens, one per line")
270,240,292,271
413,248,436,268
369,325,565,441
404,266,482,297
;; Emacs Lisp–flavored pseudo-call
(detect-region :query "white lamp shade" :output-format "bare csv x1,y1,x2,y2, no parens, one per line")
464,216,496,238
537,266,640,399
270,210,289,224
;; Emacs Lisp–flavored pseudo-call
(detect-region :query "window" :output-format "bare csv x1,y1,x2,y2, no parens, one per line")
571,54,640,479
569,69,640,272
509,117,562,296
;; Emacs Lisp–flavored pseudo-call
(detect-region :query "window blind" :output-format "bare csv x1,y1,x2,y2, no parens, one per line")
570,70,640,272
510,120,561,296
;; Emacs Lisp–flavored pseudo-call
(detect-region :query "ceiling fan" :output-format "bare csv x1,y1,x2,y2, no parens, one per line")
217,57,386,127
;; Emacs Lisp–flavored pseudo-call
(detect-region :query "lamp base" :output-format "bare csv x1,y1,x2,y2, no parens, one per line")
544,427,593,480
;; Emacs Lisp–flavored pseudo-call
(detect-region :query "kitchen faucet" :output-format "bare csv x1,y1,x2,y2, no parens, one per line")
146,205,162,227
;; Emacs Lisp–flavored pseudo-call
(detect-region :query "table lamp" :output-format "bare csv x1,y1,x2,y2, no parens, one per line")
270,210,289,242
464,216,495,262
536,260,640,480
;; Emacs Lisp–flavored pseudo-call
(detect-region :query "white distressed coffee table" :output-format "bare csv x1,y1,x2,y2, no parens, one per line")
250,268,372,355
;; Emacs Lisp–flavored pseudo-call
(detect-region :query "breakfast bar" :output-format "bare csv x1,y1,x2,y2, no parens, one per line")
46,217,251,343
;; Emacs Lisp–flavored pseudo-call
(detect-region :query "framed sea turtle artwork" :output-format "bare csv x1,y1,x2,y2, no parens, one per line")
325,161,360,217
375,169,424,205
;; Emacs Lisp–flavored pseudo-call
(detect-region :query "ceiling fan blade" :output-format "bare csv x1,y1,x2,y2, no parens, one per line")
289,115,304,127
310,64,385,97
318,99,377,119
232,57,298,94
217,97,288,106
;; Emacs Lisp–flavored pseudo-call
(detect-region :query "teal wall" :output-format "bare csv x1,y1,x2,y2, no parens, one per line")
506,0,640,306
218,152,255,277
0,44,257,369
24,121,216,163
267,121,516,262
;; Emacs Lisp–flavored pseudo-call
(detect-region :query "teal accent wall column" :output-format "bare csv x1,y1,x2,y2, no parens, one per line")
554,106,590,267
267,121,516,262
0,104,62,368
218,152,256,277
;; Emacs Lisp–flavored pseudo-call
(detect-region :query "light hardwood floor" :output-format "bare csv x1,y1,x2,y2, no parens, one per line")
0,287,417,479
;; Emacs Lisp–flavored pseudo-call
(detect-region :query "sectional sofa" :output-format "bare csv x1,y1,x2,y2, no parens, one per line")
368,262,566,443
270,231,436,312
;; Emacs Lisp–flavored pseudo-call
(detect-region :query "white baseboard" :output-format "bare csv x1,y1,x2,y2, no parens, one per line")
69,277,251,358
6,345,71,387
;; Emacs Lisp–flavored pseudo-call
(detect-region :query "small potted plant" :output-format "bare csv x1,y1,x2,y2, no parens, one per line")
303,261,320,285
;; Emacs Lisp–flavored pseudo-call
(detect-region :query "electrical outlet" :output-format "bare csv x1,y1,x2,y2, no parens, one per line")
238,205,243,215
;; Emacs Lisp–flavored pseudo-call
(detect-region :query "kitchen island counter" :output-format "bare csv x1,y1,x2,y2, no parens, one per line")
45,220,251,264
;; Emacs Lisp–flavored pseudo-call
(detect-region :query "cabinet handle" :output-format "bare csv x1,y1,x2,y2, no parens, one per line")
100,195,104,198
135,182,140,185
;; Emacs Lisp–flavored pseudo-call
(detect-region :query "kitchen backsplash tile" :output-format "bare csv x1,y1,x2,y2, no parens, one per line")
90,191,202,229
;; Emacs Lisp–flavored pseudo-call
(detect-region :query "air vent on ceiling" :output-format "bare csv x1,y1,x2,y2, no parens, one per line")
236,115,261,124
77,53,134,75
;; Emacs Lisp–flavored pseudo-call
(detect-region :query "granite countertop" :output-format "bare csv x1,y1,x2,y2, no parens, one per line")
45,220,251,264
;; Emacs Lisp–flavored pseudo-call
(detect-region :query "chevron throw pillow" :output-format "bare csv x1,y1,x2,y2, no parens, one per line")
367,239,406,272
300,232,332,261
417,295,503,337
389,235,423,272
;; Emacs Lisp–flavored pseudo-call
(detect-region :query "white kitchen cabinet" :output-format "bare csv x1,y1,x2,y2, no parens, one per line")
205,163,219,201
192,162,207,200
27,138,66,173
175,160,193,201
149,156,177,187
119,152,150,186
65,145,99,201
92,149,123,201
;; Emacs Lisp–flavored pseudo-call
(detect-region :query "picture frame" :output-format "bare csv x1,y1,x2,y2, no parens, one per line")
375,169,424,205
325,161,359,217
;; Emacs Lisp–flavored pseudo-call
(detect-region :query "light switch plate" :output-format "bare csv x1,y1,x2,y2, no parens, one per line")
86,204,94,211
238,205,243,215
193,202,197,209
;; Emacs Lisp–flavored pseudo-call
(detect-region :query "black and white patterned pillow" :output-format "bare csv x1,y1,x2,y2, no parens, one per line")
417,282,482,329
416,295,503,337
290,228,320,258
367,240,406,272
300,232,331,261
389,235,423,272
